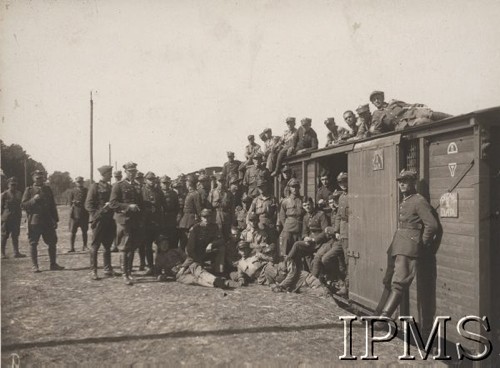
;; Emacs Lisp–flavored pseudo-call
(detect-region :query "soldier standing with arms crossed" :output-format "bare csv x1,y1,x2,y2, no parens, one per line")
1,177,26,259
21,170,64,272
68,176,89,252
109,162,143,285
85,165,119,280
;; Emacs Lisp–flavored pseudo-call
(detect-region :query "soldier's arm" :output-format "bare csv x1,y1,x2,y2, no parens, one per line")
21,187,36,211
84,184,98,214
183,227,198,265
333,205,341,233
416,197,439,245
278,200,286,227
193,192,202,216
311,130,318,150
45,187,59,223
109,183,129,212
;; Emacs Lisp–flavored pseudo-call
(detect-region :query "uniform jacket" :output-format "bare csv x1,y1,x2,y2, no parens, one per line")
68,187,89,221
296,126,318,151
162,189,180,228
371,100,409,133
263,136,281,156
179,189,202,229
221,160,241,188
316,186,333,211
248,194,277,226
357,116,372,139
109,179,143,225
208,188,234,227
390,193,438,258
1,189,22,222
243,165,263,198
280,128,298,151
334,191,349,239
244,143,263,160
302,210,328,239
21,184,59,227
141,185,166,230
240,226,270,251
279,195,303,233
184,222,222,265
84,180,113,223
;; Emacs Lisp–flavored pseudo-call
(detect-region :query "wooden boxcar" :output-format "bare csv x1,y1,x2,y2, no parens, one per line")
277,106,500,358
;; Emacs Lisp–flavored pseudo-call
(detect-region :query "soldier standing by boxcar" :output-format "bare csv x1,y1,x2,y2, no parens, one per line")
278,178,303,256
85,165,119,280
68,176,89,252
316,172,333,217
1,177,26,259
109,162,143,285
21,170,64,272
334,172,349,273
375,170,438,321
208,173,234,241
178,177,202,251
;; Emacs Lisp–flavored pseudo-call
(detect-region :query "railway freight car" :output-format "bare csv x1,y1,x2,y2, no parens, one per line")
276,106,500,359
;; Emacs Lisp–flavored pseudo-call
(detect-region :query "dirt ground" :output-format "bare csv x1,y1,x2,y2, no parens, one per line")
1,206,470,367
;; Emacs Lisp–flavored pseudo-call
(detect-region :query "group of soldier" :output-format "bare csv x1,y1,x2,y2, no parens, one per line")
1,89,441,321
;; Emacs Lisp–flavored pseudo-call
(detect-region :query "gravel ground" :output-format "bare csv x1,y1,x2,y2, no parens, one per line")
1,206,470,367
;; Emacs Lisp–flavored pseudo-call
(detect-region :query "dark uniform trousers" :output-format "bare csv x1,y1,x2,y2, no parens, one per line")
21,185,60,268
85,181,116,272
68,187,89,248
1,190,23,255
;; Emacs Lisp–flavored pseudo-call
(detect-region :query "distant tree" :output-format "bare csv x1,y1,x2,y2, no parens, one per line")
1,140,46,191
48,171,73,204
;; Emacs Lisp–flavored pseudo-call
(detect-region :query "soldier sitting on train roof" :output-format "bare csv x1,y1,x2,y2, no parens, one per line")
340,110,359,140
296,118,318,153
324,118,349,147
370,90,452,132
260,128,281,173
352,104,371,139
271,117,298,177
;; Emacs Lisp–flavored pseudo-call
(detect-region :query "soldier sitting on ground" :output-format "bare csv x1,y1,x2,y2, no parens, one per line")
230,241,275,286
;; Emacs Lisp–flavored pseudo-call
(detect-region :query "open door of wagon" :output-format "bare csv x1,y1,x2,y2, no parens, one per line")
347,135,400,310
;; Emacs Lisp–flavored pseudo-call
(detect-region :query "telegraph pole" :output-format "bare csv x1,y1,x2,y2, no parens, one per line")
90,91,94,183
108,142,111,166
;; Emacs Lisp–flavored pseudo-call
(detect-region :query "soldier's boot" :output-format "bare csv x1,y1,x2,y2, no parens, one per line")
335,279,347,297
144,248,155,276
121,253,133,285
30,246,40,273
127,251,136,281
90,247,99,280
374,290,402,331
375,287,391,315
138,245,146,271
82,232,89,251
1,235,8,258
103,248,120,276
68,233,76,253
48,244,65,271
110,240,119,253
12,236,26,258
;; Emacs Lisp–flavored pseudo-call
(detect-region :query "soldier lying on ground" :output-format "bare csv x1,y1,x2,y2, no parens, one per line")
229,241,275,286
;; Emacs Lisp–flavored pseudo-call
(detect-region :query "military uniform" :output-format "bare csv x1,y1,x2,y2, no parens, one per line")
248,193,278,228
140,173,166,274
208,186,234,240
334,189,349,252
279,180,303,256
221,153,242,188
243,164,263,199
316,185,333,215
1,178,24,258
85,166,116,277
109,165,143,281
21,171,64,272
179,188,202,249
273,119,298,175
376,170,438,320
68,180,89,251
184,211,226,274
296,119,318,151
261,130,281,172
162,184,180,245
302,209,328,240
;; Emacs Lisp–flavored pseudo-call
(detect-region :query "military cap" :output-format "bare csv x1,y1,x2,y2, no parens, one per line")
136,171,144,179
397,169,417,182
227,151,235,158
263,128,272,134
337,172,348,183
324,117,336,126
98,165,113,175
123,162,138,171
144,171,156,180
301,118,312,125
7,177,18,184
113,170,122,177
285,117,296,124
248,213,259,222
287,178,300,187
282,165,292,173
238,241,251,250
32,169,45,177
247,135,255,140
369,90,384,102
160,175,171,183
259,132,267,141
75,176,84,183
356,104,370,115
324,226,336,236
200,208,212,217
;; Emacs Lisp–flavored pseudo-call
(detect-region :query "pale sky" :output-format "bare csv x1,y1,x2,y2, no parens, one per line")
1,0,500,179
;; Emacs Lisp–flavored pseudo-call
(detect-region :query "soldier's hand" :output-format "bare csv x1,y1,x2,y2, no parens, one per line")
318,199,324,205
335,233,340,240
33,194,41,201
